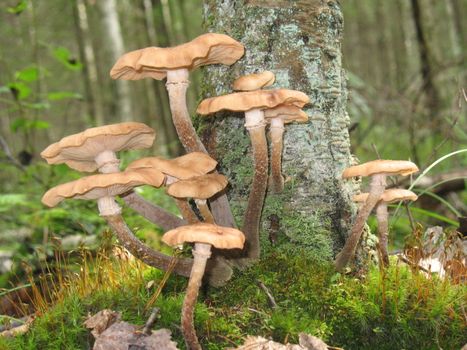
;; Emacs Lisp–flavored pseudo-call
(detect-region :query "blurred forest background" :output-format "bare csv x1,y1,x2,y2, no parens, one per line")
0,0,465,289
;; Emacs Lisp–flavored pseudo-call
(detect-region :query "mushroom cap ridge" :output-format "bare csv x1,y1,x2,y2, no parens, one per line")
264,105,308,124
42,168,165,207
41,122,155,172
110,33,244,81
162,223,245,249
353,189,418,204
166,174,228,199
233,71,275,91
342,160,419,178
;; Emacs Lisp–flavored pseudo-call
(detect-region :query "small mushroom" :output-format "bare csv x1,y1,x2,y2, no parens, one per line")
335,160,419,271
353,189,418,267
41,169,194,277
162,223,244,350
233,71,275,91
197,89,309,260
166,174,228,224
264,106,308,193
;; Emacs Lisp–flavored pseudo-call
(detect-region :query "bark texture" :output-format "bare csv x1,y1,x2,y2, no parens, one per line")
201,0,355,261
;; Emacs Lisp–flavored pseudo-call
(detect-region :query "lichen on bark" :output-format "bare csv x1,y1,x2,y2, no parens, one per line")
201,0,361,261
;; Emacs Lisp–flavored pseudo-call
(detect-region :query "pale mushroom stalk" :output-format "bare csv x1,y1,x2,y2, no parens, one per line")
165,70,236,229
269,118,286,193
104,214,194,277
181,242,212,350
242,109,268,260
95,150,120,173
195,199,215,224
376,202,390,268
334,174,387,271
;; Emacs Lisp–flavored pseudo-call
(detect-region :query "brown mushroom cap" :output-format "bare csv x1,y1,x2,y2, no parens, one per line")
42,168,165,207
264,105,309,124
41,122,155,172
126,152,217,180
166,174,228,199
162,223,245,249
353,189,418,204
196,89,310,115
342,160,419,178
233,71,275,91
110,33,244,81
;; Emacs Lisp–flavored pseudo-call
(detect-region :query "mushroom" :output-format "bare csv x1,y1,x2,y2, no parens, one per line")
110,33,244,229
162,223,245,350
166,174,228,224
353,189,418,267
197,89,309,260
264,105,309,193
233,71,275,91
40,122,184,231
335,160,419,271
127,152,219,224
41,169,194,277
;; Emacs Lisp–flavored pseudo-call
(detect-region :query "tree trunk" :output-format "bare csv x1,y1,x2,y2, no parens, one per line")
202,0,358,262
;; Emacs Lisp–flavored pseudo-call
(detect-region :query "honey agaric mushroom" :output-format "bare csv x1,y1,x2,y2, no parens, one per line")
162,223,244,350
110,33,243,229
41,169,194,277
167,174,228,224
335,160,419,272
197,89,309,260
264,106,309,193
353,189,418,267
233,71,275,91
40,122,155,173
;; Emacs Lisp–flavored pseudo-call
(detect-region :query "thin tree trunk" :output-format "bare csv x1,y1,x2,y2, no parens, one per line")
202,0,357,262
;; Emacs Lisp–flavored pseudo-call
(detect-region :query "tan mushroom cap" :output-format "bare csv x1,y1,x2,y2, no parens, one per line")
42,168,165,207
342,160,419,178
166,174,228,199
197,89,309,115
162,223,245,249
353,189,418,204
264,105,309,124
110,33,244,81
41,122,155,172
233,71,275,91
126,152,217,180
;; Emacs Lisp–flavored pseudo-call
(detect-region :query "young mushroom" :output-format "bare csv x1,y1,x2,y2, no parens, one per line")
353,189,418,267
110,33,244,229
233,71,275,91
166,174,228,224
40,122,183,230
197,89,309,260
263,105,309,193
162,223,245,350
335,160,419,272
41,169,194,277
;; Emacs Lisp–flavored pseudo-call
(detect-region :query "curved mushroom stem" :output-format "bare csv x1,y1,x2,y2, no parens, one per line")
104,214,193,277
121,191,186,230
95,150,120,173
242,109,268,261
376,202,390,268
181,242,212,350
195,199,215,224
269,118,285,193
165,69,236,229
175,198,199,224
335,174,386,272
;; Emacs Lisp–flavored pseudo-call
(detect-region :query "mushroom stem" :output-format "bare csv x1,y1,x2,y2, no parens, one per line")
181,242,212,350
376,202,390,268
175,198,199,224
121,191,186,230
165,69,236,229
334,174,387,271
195,199,215,224
104,214,193,277
97,196,122,216
95,150,120,173
242,109,268,260
269,118,285,193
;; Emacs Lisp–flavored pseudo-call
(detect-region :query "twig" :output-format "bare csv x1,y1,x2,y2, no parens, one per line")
142,307,160,335
257,280,278,309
